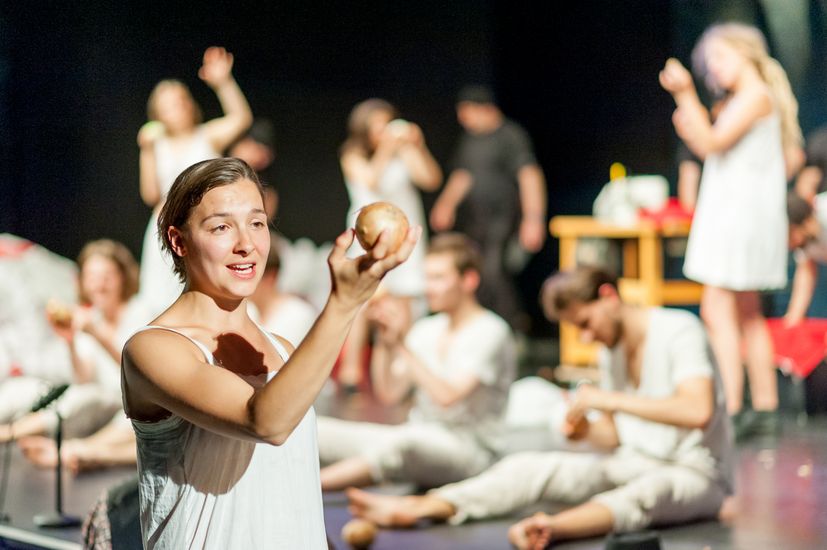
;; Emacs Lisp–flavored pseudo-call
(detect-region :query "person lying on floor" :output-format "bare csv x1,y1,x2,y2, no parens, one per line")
318,233,516,491
347,266,734,549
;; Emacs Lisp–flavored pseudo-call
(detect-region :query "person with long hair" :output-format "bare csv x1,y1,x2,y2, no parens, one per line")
660,23,802,439
121,157,418,548
337,98,441,389
137,47,252,315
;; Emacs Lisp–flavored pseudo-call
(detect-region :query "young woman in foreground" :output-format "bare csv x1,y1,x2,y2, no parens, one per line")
121,157,418,549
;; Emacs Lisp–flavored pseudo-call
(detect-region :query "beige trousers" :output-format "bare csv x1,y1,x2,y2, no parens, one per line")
432,449,726,532
317,416,495,488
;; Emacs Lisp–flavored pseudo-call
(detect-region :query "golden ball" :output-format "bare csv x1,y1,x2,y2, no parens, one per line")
341,518,377,549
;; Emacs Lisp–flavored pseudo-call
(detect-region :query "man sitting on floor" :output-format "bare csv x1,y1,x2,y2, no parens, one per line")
318,233,516,491
347,266,733,549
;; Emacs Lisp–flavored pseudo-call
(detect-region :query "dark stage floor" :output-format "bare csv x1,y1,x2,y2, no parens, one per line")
320,402,827,550
1,394,826,549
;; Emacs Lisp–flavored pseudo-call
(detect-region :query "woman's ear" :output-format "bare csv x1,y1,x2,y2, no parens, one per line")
167,226,187,258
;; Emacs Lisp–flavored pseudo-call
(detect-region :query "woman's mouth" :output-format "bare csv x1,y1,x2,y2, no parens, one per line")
227,263,256,279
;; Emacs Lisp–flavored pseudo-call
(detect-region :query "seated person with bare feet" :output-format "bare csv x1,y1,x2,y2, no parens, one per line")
347,266,733,549
0,240,149,445
20,241,318,475
318,233,516,491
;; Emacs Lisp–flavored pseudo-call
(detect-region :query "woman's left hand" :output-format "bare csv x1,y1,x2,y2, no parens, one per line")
327,227,421,313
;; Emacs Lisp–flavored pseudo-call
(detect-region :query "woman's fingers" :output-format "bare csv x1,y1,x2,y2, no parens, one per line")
367,226,421,278
329,229,355,266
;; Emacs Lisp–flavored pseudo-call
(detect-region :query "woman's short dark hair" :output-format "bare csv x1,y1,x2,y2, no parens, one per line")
158,158,263,282
540,266,618,321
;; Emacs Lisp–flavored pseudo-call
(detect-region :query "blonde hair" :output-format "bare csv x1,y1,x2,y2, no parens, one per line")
146,79,203,125
692,22,802,150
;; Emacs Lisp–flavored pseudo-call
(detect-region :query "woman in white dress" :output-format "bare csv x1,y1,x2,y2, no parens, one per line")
660,23,802,438
137,47,252,316
121,157,418,548
337,99,442,389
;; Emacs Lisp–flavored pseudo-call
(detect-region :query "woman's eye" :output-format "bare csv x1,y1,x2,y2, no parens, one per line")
212,224,229,233
251,220,266,229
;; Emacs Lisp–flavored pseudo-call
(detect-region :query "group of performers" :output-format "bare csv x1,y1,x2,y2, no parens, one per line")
3,19,827,550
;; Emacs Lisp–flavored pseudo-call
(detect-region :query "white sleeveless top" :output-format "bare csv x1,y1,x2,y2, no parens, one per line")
129,325,327,549
154,127,219,198
345,157,427,296
683,107,788,290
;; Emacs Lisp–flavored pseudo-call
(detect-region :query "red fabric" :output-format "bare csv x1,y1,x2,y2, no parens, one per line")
0,237,34,257
638,197,693,228
766,318,827,378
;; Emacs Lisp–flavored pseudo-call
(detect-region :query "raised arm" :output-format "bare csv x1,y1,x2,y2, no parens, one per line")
198,47,253,153
397,123,443,191
137,122,164,207
340,131,401,191
660,58,771,158
123,227,421,445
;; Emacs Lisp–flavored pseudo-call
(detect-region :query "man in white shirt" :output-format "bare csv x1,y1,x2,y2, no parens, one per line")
318,233,516,490
346,266,733,549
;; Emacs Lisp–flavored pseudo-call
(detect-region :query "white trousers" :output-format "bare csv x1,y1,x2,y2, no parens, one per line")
317,416,495,488
0,377,121,439
432,449,726,532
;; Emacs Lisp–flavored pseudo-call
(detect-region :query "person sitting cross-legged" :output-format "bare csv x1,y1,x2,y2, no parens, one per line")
347,266,733,549
318,233,516,491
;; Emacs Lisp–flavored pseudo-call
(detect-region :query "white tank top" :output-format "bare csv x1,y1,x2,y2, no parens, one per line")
130,325,327,549
154,127,220,199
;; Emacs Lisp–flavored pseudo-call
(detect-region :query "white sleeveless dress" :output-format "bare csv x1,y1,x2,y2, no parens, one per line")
345,157,427,297
138,128,219,315
683,108,788,290
129,326,327,549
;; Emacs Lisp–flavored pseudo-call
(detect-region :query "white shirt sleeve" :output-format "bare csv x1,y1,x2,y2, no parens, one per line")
666,315,714,385
450,315,512,386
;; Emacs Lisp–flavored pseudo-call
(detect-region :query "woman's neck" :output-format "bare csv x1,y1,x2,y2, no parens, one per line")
172,290,250,331
733,64,764,94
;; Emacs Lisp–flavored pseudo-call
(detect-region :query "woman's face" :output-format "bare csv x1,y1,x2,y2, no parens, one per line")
153,85,197,133
178,179,270,301
704,37,748,91
366,110,393,150
81,255,124,311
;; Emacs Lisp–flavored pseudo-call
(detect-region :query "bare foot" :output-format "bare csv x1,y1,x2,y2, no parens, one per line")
718,495,738,524
18,437,88,473
18,436,59,468
508,512,553,550
346,488,444,528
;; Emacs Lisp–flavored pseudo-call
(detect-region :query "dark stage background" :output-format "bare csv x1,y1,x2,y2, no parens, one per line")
3,1,827,333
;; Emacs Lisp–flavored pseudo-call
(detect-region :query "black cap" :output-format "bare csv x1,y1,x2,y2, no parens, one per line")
457,85,496,105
